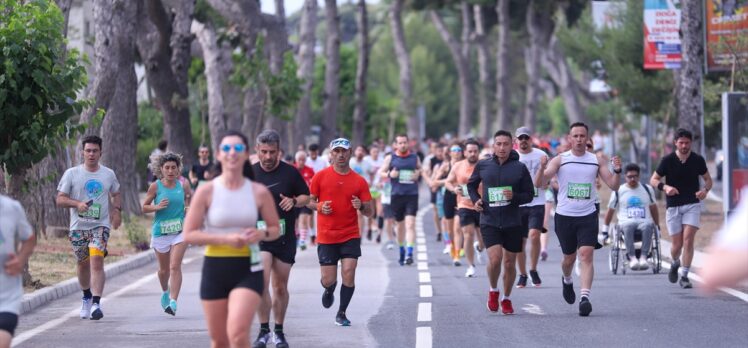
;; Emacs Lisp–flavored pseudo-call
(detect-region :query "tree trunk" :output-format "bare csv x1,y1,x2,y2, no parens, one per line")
390,0,418,141
54,0,73,37
205,0,262,53
352,0,369,146
192,20,227,152
430,8,473,138
473,4,491,140
495,0,511,132
321,0,341,146
542,34,588,125
678,0,704,153
523,0,554,130
135,0,195,168
294,0,318,149
263,9,291,150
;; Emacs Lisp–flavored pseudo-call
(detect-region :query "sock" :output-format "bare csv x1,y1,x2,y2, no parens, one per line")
82,288,92,299
563,276,573,285
399,247,405,260
299,228,308,242
323,281,337,294
489,287,499,292
339,285,355,313
92,296,101,305
442,232,451,244
274,323,283,333
501,295,510,301
680,267,690,278
260,323,270,333
406,245,413,256
580,288,590,299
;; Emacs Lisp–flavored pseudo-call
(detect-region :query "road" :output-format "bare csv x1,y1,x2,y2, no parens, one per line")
12,194,748,347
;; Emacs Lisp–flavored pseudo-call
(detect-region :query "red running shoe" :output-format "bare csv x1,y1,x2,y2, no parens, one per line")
487,291,500,312
500,299,514,315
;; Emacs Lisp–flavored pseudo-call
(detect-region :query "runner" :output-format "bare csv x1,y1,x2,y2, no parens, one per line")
306,144,329,246
514,127,548,288
379,142,398,250
536,122,622,316
0,194,36,348
294,151,315,251
365,145,385,243
142,152,192,315
423,142,444,242
432,141,464,265
189,145,214,189
308,138,374,326
445,139,482,277
378,134,421,266
184,130,280,348
350,145,375,241
649,128,712,289
251,130,310,348
467,130,534,314
56,135,122,320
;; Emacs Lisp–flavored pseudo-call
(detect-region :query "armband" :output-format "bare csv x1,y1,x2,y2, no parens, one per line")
657,183,665,191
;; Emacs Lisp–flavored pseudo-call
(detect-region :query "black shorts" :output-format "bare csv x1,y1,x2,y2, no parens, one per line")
260,238,297,264
391,194,418,222
383,204,395,219
443,191,457,219
480,225,524,253
520,205,546,237
458,208,480,227
200,257,264,299
318,238,362,266
554,212,599,255
0,312,18,336
299,206,313,215
430,190,438,204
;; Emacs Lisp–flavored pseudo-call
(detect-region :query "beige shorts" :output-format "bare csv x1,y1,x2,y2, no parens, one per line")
666,203,701,235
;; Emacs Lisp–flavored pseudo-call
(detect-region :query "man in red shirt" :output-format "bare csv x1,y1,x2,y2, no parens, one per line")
295,151,315,250
308,138,374,327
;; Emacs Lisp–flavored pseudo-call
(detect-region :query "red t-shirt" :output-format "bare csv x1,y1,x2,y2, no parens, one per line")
310,167,372,244
298,166,315,188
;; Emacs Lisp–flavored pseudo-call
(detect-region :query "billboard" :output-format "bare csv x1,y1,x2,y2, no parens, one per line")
643,0,682,70
706,0,748,72
722,92,748,216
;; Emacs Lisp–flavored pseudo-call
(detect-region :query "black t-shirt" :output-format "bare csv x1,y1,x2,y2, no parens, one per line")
655,152,708,207
252,161,310,244
191,162,213,181
429,157,443,172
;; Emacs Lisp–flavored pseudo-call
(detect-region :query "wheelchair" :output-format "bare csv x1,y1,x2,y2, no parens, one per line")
608,223,661,275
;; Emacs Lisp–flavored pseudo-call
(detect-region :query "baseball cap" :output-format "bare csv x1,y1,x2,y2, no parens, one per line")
516,127,532,138
329,138,351,150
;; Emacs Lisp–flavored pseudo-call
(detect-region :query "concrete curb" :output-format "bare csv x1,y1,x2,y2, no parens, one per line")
20,250,156,315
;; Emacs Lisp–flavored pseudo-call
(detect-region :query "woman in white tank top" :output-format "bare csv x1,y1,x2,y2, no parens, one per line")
184,130,281,348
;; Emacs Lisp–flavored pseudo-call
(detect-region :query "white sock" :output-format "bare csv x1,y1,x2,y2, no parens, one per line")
563,276,573,284
501,295,510,301
489,287,499,292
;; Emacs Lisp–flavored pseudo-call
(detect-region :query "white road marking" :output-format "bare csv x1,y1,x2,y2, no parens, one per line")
419,272,431,283
416,326,433,348
521,303,546,315
417,302,432,322
416,237,426,244
417,262,428,270
663,261,748,303
417,252,428,261
417,245,427,252
420,285,433,298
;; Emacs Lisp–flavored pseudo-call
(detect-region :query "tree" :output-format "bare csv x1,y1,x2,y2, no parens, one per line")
322,0,341,146
523,0,553,129
192,20,227,152
495,0,511,132
390,0,419,141
352,0,370,146
473,4,492,140
294,0,319,149
678,0,704,152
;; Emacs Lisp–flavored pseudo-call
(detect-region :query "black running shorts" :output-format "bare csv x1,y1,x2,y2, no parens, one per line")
554,211,599,255
383,204,395,219
390,194,418,222
480,225,523,253
200,257,264,299
520,205,546,237
0,312,18,336
260,238,297,265
317,238,362,266
442,191,457,219
458,208,480,227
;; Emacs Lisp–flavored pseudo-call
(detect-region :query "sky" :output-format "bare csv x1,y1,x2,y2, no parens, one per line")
260,0,381,17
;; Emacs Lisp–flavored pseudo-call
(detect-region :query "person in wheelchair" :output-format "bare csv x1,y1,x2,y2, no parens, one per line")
603,163,660,271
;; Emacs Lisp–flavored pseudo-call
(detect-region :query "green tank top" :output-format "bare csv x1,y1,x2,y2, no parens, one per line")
152,179,185,237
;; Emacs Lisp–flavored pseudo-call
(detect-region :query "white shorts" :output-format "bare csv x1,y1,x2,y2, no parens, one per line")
151,233,184,253
666,203,701,235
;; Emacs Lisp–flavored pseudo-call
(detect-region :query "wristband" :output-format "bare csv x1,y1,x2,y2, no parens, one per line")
291,197,297,207
602,225,609,233
613,168,622,174
358,205,365,212
657,183,665,191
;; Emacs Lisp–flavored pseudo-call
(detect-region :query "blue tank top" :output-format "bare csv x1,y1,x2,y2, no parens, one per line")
391,153,418,196
152,179,185,237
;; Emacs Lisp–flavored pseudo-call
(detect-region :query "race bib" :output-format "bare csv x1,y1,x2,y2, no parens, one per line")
534,187,539,197
487,186,512,207
461,184,469,197
567,183,591,200
381,183,392,204
249,244,263,272
159,218,183,235
626,206,646,219
257,219,286,236
399,170,415,184
78,203,102,220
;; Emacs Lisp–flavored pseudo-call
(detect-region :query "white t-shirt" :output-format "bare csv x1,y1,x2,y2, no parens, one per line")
519,148,547,207
350,157,374,185
306,156,328,174
608,183,655,223
57,164,121,230
556,150,599,216
0,195,33,314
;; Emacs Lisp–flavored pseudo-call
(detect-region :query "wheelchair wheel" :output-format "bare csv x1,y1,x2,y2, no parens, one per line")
651,227,662,274
609,233,620,275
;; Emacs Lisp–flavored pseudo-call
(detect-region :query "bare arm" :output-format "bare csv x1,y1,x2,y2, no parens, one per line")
56,192,87,210
537,155,561,188
603,207,615,226
183,180,193,209
649,204,660,227
141,182,163,214
696,172,713,200
444,162,460,194
598,155,622,191
378,155,393,179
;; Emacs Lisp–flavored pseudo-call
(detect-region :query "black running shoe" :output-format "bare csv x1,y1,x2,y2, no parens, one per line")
669,260,680,283
529,270,542,287
405,256,414,265
366,229,372,241
252,330,271,348
274,332,289,348
679,276,693,289
375,233,381,244
579,296,592,317
562,278,575,304
322,287,335,308
335,312,351,326
516,274,528,288
436,233,442,242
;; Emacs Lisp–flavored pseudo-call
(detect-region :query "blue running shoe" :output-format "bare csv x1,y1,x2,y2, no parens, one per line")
161,291,169,310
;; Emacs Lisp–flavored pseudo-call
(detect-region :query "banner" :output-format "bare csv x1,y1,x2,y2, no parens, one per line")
643,0,682,70
706,0,748,72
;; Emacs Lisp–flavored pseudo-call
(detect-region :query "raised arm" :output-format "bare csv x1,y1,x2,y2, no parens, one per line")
378,154,393,179
598,155,622,191
536,155,561,188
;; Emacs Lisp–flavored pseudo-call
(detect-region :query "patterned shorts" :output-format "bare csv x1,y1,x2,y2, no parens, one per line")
69,226,110,262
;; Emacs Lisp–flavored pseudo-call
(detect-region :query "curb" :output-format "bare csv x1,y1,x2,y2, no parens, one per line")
20,250,156,315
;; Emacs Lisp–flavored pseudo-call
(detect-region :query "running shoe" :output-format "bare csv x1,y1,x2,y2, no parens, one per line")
161,291,169,310
487,291,499,312
638,257,649,271
562,278,575,304
252,331,271,348
376,233,382,244
453,259,461,267
90,303,103,320
274,332,289,348
436,233,442,242
299,239,307,251
474,242,484,265
529,270,542,287
679,276,693,289
579,296,592,316
516,274,528,288
405,255,414,265
442,245,451,254
630,257,640,271
386,240,394,250
668,259,680,283
165,299,177,316
465,265,476,278
500,299,514,315
80,297,92,319
335,312,351,326
366,229,372,241
540,250,548,261
322,287,335,308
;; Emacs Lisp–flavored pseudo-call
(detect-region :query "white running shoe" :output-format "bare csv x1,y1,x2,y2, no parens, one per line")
386,241,395,250
80,297,92,319
630,257,640,270
89,303,103,320
465,265,476,278
474,241,484,264
442,245,451,254
638,257,649,271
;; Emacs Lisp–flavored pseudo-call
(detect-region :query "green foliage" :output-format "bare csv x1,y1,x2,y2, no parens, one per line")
0,0,89,175
122,213,150,251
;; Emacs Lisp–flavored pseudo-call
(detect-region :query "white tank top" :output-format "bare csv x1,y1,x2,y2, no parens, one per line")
556,151,599,216
204,178,258,257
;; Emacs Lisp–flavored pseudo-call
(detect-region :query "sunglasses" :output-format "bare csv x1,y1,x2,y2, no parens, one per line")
330,139,351,149
220,143,247,153
450,147,462,152
626,175,639,179
518,135,530,140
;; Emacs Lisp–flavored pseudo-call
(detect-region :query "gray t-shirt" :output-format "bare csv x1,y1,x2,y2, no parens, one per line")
0,194,34,314
57,164,120,231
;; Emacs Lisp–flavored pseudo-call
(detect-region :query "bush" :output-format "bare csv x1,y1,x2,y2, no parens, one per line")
122,214,150,251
